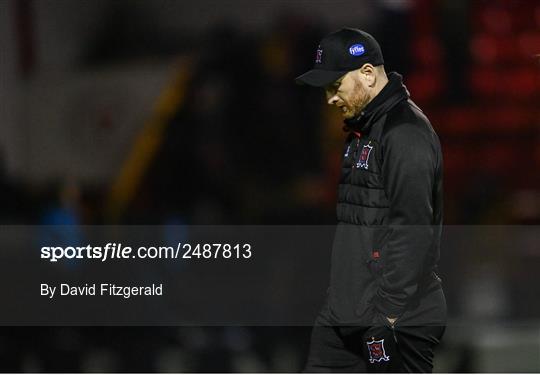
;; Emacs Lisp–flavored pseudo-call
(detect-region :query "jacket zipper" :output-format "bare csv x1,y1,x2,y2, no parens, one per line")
352,136,361,167
391,323,398,343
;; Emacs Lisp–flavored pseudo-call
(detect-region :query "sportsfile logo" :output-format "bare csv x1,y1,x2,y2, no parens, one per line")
40,242,253,262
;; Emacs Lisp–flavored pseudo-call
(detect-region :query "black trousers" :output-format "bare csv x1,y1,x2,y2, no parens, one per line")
304,318,445,373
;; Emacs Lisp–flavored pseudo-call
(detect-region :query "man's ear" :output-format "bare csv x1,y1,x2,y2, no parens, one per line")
359,64,376,87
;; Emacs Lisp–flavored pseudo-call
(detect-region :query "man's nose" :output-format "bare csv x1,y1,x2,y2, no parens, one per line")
327,94,339,105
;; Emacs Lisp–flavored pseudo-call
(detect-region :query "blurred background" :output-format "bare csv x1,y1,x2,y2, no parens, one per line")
0,0,539,372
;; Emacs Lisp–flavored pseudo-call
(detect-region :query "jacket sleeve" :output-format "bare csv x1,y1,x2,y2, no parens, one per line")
374,123,437,317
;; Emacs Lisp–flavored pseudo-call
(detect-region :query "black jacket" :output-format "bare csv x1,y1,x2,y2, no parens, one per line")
326,72,445,325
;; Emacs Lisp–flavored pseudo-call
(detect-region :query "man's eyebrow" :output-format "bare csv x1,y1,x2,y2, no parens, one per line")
325,80,341,91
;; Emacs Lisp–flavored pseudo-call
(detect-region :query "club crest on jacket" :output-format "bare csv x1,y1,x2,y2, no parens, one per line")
356,144,373,169
366,338,390,363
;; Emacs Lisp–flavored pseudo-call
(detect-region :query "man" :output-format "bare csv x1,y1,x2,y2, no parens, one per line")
296,28,446,372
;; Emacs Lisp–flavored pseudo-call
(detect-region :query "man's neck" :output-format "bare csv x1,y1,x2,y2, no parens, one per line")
369,74,389,102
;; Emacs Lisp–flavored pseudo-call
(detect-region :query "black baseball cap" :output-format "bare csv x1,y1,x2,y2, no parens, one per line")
295,28,384,87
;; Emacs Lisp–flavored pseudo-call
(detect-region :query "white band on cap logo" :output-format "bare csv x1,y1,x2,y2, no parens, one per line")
349,44,365,56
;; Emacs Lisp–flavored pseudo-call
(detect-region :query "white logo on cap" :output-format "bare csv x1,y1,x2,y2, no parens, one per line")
349,44,365,56
315,46,323,64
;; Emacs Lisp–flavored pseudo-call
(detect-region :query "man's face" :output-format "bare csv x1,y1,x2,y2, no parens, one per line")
325,71,371,119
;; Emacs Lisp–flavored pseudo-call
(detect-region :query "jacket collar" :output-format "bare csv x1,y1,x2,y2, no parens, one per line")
343,72,409,133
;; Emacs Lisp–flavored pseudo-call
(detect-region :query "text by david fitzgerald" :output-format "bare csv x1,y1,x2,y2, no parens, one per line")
41,283,163,299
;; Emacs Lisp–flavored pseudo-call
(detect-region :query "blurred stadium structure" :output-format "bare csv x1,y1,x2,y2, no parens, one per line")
0,0,539,372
